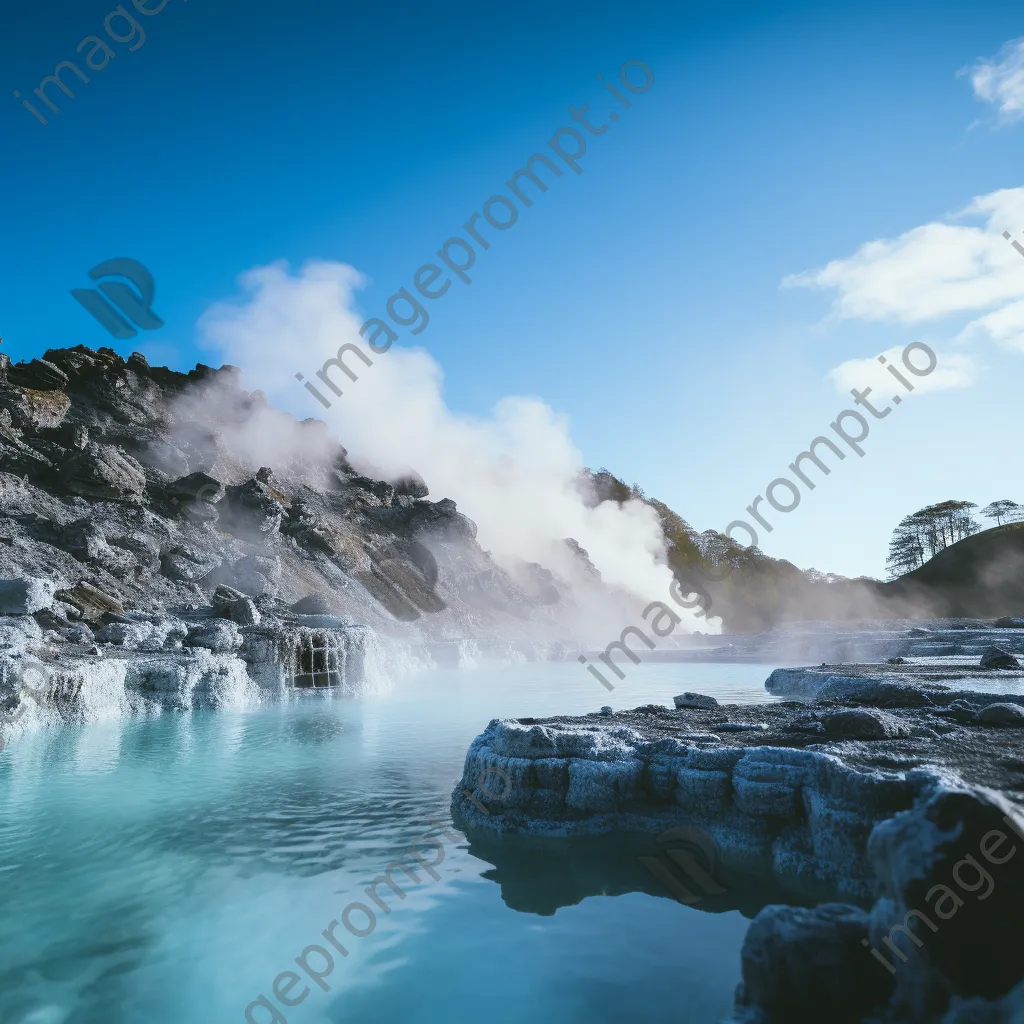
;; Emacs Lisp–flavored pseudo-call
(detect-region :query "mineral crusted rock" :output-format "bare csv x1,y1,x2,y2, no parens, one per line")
820,708,911,740
0,576,56,615
454,687,1024,1024
183,619,242,653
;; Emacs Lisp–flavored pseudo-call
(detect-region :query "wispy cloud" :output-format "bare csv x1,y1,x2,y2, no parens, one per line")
784,187,1024,362
963,36,1024,123
829,346,978,396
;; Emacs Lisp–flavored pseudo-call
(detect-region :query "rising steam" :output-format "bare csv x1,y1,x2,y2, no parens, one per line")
196,259,705,632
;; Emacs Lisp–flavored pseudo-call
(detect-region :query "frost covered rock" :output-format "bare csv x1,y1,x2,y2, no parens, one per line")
94,615,189,652
225,596,261,626
0,576,55,615
975,703,1024,727
291,594,333,615
0,615,43,650
183,619,242,653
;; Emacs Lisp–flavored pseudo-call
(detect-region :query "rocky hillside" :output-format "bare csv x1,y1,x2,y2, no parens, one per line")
0,344,610,651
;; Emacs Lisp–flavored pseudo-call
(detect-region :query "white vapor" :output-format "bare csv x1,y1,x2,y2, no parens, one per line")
197,259,704,628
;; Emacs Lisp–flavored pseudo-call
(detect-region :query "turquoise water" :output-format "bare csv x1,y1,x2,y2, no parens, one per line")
0,661,783,1024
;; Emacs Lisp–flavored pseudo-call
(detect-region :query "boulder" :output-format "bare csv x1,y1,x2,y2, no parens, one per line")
61,443,147,502
9,358,70,391
738,903,892,1022
393,472,429,498
673,692,720,710
0,577,56,615
868,787,1024,999
980,647,1020,670
167,472,224,521
291,594,333,615
160,546,221,583
183,619,241,653
225,596,261,626
0,385,71,430
211,584,248,608
820,708,910,741
222,470,285,535
58,582,123,623
974,703,1024,727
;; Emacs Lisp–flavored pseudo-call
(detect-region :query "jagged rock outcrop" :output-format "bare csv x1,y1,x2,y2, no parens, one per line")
0,344,622,747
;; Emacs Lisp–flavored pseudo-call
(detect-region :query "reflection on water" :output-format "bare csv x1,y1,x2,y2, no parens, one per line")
0,660,782,1024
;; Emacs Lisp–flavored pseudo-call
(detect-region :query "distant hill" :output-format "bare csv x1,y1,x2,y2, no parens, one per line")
587,471,1024,631
881,522,1024,619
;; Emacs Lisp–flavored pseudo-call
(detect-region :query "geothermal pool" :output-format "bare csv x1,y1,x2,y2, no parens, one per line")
0,662,782,1024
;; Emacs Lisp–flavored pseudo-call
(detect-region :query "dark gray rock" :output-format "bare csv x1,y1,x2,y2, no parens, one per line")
9,358,70,391
981,647,1021,670
62,443,147,502
673,692,720,709
161,546,221,583
820,708,911,741
225,596,261,626
975,703,1024,727
738,903,892,1023
868,787,1024,1001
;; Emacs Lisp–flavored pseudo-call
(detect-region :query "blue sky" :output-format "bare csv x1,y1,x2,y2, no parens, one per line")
3,0,1024,580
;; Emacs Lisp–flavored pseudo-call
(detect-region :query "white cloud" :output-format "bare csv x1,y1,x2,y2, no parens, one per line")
829,345,978,398
964,36,1024,123
198,259,707,632
783,187,1024,324
957,296,1024,350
